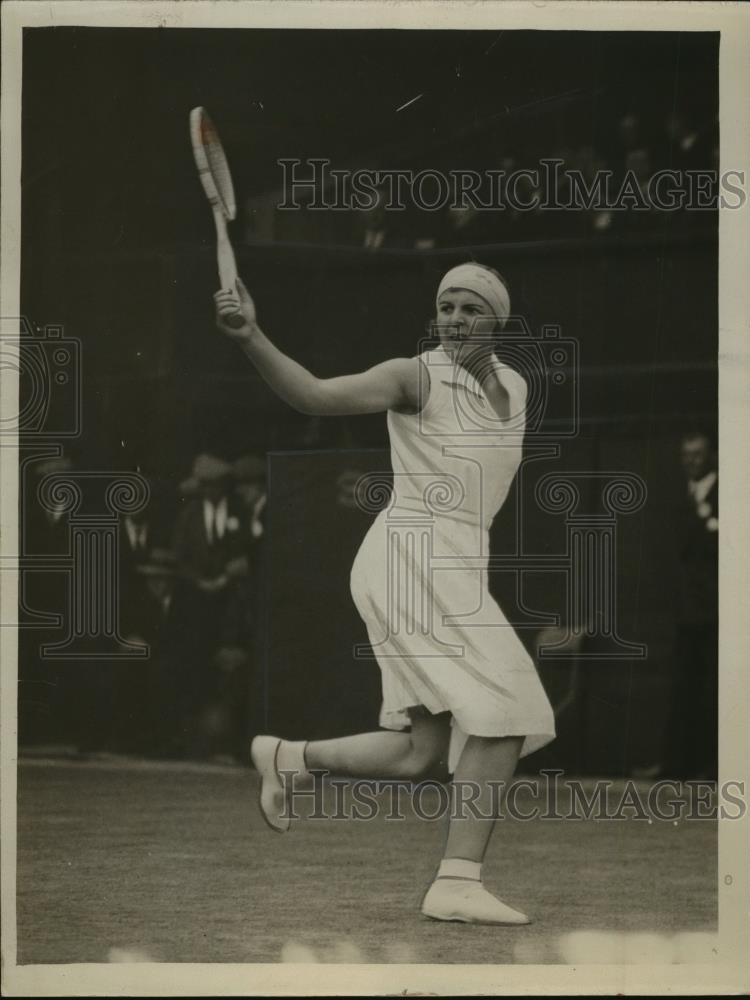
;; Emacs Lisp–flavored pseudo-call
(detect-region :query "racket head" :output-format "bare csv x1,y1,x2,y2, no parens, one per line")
189,107,237,220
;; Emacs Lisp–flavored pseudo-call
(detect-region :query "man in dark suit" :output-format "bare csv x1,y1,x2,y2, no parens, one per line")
662,430,719,780
120,548,185,756
171,454,249,754
217,455,268,758
120,506,151,571
172,455,246,587
19,455,74,745
118,484,156,649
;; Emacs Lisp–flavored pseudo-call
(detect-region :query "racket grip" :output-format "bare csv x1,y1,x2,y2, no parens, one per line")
213,211,245,328
225,312,246,330
214,208,238,280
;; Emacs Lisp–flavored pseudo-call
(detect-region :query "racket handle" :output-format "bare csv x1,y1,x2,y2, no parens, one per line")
213,209,245,328
224,312,247,329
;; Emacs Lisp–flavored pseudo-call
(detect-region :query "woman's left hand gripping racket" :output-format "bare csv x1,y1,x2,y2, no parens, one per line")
190,107,245,328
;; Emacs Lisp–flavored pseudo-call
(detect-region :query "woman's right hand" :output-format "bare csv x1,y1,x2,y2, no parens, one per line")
214,277,258,341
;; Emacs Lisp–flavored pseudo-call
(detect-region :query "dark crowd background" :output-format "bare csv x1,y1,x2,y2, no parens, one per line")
18,28,718,777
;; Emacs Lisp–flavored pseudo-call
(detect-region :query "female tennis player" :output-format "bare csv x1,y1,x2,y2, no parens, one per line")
214,263,555,925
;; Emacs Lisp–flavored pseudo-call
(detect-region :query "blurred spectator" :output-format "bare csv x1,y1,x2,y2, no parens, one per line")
178,474,199,501
171,453,249,756
172,454,246,589
663,110,713,172
351,182,416,250
19,454,74,745
116,548,184,755
663,111,717,230
118,481,155,644
233,454,267,542
569,145,613,235
127,548,179,643
354,185,390,250
645,430,718,780
220,454,269,758
447,204,482,242
24,455,73,558
121,507,150,564
438,203,502,249
224,454,266,620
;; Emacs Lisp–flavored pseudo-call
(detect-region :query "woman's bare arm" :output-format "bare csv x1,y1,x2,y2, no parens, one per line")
214,280,423,416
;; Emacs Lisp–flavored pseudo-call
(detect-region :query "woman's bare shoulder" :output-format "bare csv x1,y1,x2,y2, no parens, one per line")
387,356,431,415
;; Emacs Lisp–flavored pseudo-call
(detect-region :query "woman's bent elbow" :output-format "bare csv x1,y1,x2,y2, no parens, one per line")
284,381,327,416
295,394,328,416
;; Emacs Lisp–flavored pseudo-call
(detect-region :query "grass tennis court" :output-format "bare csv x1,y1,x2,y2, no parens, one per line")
16,757,717,965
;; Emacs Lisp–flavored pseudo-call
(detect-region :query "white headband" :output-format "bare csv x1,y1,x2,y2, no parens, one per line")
436,264,511,324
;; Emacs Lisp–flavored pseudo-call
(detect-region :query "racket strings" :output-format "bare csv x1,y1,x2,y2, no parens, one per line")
205,146,233,214
192,107,236,219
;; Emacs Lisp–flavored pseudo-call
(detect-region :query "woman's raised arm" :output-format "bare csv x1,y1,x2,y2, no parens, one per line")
214,279,423,416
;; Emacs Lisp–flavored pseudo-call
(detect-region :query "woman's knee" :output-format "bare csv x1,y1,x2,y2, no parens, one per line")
399,743,449,782
400,708,450,781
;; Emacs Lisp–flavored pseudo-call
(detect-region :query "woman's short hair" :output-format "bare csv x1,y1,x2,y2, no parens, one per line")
426,261,512,340
476,263,511,297
473,263,511,333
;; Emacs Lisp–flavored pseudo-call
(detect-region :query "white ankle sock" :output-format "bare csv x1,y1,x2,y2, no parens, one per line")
276,740,309,778
437,858,482,882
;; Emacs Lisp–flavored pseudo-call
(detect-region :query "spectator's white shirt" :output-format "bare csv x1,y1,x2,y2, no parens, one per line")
688,470,717,505
251,494,266,539
203,497,228,543
124,516,148,550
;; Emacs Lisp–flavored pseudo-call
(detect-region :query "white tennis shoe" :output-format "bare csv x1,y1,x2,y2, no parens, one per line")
250,735,290,833
421,877,531,925
250,735,311,833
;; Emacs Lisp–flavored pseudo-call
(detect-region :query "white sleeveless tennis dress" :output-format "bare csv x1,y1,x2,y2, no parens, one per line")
350,346,555,770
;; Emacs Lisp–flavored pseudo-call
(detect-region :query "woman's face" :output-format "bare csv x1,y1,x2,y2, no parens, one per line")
435,287,496,362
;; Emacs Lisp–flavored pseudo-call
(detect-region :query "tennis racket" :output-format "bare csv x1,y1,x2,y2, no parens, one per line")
190,106,245,328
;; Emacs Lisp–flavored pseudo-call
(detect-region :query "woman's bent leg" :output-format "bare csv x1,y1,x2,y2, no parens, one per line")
306,707,451,780
251,707,450,831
